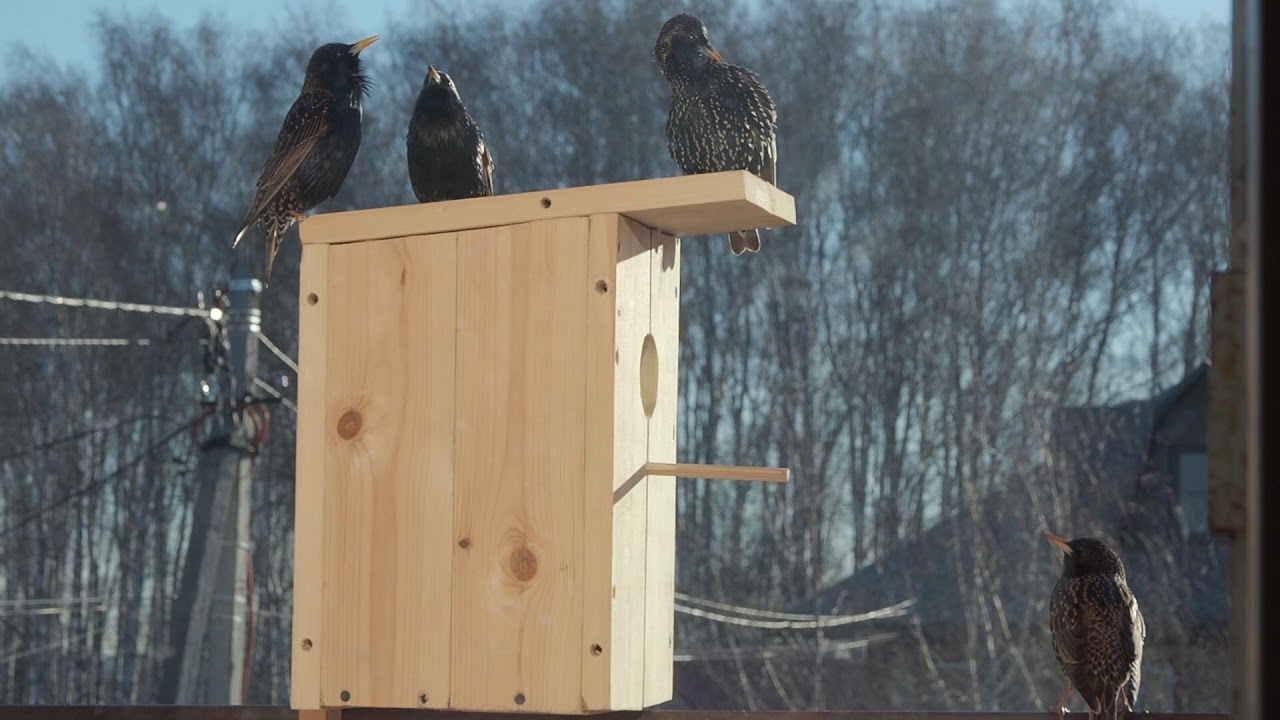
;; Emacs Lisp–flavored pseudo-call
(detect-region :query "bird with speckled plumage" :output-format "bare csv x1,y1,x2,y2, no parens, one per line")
1045,533,1145,720
234,36,379,285
654,13,777,255
406,65,494,204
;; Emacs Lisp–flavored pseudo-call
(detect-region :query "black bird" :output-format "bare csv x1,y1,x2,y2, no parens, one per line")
406,66,494,203
234,36,379,284
654,13,777,255
1045,533,1145,720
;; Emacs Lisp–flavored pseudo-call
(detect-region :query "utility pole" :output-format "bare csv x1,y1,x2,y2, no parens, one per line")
159,275,263,704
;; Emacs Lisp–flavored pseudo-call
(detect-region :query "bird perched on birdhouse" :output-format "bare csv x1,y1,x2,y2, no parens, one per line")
654,13,777,256
406,66,495,203
234,36,379,284
1045,533,1146,720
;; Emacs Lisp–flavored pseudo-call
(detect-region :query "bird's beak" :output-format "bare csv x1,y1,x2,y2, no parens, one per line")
349,36,380,55
427,65,440,84
1044,532,1073,555
703,46,725,63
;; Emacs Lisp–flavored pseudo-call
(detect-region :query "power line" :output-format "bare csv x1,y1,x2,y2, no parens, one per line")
0,414,177,465
0,289,207,318
0,597,103,608
0,414,203,539
0,605,106,617
675,591,912,622
0,628,99,665
252,377,297,413
673,632,899,662
674,597,916,630
0,337,152,347
254,331,298,374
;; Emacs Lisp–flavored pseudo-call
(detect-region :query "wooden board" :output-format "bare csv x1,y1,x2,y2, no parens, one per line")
580,215,620,711
644,231,680,706
608,217,654,710
450,219,589,712
298,171,795,246
319,234,458,709
292,244,329,709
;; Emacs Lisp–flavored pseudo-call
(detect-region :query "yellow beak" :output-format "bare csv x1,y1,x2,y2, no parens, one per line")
349,35,380,55
427,65,440,84
1044,532,1073,555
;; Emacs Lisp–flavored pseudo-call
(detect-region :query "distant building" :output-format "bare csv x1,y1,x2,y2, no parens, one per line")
671,365,1227,712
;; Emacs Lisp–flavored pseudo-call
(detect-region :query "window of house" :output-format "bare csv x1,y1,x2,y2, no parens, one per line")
1179,451,1210,535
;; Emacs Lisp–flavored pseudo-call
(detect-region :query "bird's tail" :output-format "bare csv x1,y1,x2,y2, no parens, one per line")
262,220,288,287
728,228,762,255
1094,688,1134,720
233,223,252,249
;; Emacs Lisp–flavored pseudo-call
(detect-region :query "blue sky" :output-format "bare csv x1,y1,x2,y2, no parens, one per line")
2,0,1231,80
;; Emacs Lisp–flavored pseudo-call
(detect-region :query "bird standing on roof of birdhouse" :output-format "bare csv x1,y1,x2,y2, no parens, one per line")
234,36,379,285
654,13,777,256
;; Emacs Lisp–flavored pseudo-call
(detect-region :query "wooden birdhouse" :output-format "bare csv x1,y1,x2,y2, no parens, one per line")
290,171,796,716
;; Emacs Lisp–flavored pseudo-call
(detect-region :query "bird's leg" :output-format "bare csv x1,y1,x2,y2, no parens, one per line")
1052,685,1075,720
287,209,308,224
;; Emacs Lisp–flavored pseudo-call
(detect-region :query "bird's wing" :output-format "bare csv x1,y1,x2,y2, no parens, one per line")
236,94,331,240
479,134,495,196
1049,580,1086,669
1123,590,1145,706
718,63,777,184
762,132,777,186
1076,580,1137,715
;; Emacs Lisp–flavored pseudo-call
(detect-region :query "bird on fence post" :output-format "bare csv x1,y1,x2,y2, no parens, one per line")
234,36,380,285
1045,533,1145,720
654,13,777,256
406,65,495,203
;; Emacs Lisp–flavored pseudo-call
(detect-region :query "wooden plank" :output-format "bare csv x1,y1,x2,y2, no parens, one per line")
451,219,589,712
643,231,679,706
0,708,1233,720
580,215,620,711
321,234,458,709
299,171,796,246
642,462,790,483
608,217,653,710
292,244,330,710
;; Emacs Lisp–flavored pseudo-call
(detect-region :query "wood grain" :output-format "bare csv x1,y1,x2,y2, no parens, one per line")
608,217,653,710
643,231,680,706
451,219,589,712
320,234,458,709
298,171,795,246
580,215,621,711
292,243,330,709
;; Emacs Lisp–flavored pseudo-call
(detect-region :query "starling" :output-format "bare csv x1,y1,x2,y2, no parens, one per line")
654,13,777,255
406,66,495,203
234,36,380,284
1045,533,1146,720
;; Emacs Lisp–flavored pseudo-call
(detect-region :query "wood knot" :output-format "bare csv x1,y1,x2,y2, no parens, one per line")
504,536,538,583
337,409,363,440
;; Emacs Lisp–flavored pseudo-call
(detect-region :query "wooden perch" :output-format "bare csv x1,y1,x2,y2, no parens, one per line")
642,462,790,483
